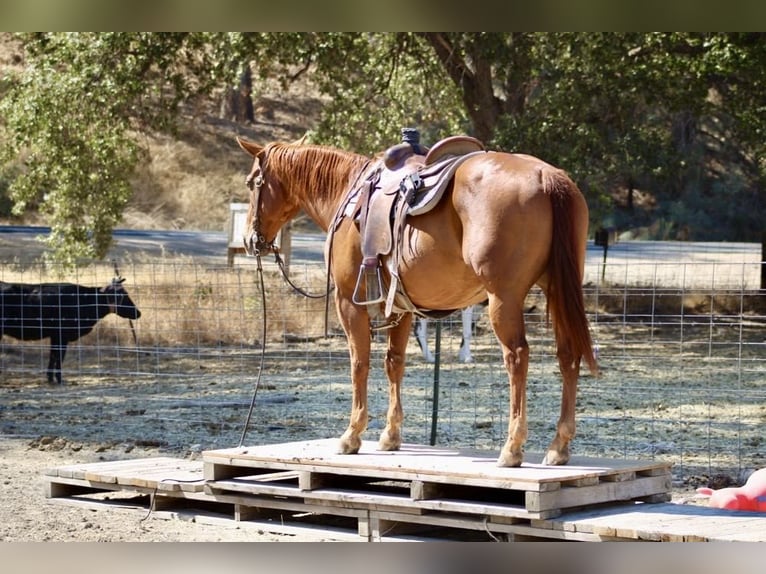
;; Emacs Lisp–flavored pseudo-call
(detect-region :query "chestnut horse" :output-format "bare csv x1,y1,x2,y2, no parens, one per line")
237,136,597,467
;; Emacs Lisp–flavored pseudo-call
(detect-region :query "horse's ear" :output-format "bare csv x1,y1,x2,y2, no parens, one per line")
236,137,263,158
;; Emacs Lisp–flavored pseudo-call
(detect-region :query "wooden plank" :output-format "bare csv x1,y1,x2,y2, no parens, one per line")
111,463,205,492
202,440,670,492
47,457,184,480
209,478,423,515
411,497,550,520
497,521,608,542
527,473,672,512
206,478,303,499
81,458,199,487
546,502,766,542
203,490,368,521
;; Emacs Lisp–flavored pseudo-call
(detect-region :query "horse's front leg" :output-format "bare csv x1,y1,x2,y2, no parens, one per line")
336,297,371,455
379,313,413,451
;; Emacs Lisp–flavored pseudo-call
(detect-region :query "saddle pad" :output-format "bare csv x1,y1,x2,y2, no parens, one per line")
407,151,485,216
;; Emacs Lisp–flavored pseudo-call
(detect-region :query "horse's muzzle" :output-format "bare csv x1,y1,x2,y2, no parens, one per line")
244,231,274,256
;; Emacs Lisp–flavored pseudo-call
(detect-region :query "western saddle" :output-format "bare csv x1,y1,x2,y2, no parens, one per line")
332,129,485,322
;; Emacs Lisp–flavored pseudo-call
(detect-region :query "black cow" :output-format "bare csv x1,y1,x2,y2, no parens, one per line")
0,277,141,384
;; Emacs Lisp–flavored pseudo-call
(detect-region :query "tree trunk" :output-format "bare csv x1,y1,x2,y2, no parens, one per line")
420,33,501,143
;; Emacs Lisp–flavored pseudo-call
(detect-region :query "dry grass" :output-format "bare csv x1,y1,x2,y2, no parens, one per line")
0,258,335,351
125,91,322,232
587,286,764,318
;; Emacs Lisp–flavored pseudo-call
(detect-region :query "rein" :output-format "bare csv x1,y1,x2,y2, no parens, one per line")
272,246,330,300
238,249,268,447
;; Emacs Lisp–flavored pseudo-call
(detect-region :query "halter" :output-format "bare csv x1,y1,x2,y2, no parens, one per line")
245,165,272,254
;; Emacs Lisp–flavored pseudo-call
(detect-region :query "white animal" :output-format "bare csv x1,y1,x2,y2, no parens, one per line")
414,306,474,363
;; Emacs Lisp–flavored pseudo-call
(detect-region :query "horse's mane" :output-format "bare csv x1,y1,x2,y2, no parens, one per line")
263,143,369,202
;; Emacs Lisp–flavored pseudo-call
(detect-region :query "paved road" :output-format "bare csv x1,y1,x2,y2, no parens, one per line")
0,225,760,288
0,225,325,266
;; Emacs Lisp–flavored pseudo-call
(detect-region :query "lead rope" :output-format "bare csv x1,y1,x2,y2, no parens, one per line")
238,250,269,447
238,238,335,446
272,247,329,300
272,243,334,337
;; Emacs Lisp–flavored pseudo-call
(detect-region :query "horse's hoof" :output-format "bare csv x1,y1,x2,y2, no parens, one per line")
542,449,569,466
496,451,523,467
377,430,401,451
337,435,361,455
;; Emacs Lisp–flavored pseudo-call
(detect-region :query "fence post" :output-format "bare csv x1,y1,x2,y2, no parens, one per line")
761,230,765,290
227,203,292,269
594,228,611,284
429,320,442,446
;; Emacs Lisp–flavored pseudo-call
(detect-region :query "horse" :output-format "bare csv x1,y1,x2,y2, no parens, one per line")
237,135,597,467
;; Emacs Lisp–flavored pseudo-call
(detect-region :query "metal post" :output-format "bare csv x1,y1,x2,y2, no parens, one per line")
761,230,765,290
595,228,610,284
429,320,442,446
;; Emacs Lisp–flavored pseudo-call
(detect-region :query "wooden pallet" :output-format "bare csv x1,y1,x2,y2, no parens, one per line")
202,439,672,521
42,441,766,541
42,456,487,541
43,456,206,500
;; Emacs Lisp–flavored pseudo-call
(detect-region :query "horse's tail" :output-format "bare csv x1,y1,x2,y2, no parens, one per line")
543,170,598,376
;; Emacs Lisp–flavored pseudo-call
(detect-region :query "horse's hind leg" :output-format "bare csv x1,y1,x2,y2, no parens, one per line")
378,313,413,451
486,294,529,467
542,340,580,465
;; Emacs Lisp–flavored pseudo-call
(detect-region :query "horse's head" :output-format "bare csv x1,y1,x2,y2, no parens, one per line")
236,136,306,255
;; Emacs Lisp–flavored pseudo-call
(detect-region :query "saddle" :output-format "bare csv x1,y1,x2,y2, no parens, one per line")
343,134,485,320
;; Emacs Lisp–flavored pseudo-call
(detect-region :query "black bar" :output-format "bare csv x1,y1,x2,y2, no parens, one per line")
761,230,765,290
430,320,442,446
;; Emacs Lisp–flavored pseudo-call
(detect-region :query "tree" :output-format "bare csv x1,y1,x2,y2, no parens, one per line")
0,33,221,266
1,32,764,266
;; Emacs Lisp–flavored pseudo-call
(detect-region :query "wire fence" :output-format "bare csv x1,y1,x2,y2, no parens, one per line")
0,240,763,487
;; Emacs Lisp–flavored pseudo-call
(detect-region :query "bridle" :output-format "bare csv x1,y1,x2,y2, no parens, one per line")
243,154,329,300
245,163,273,255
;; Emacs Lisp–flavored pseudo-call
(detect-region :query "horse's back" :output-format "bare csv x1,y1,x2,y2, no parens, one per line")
400,150,586,308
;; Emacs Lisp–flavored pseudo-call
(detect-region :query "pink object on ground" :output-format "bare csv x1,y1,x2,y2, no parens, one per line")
697,468,766,511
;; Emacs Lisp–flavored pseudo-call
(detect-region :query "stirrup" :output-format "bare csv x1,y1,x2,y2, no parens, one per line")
352,258,385,305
